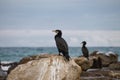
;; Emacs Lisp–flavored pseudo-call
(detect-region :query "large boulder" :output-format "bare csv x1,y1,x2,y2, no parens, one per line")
7,55,82,80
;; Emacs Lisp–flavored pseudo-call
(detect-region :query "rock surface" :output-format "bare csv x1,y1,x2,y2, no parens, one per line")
81,69,120,80
90,51,118,67
0,68,6,80
109,62,120,70
74,51,119,71
19,54,58,64
74,57,92,71
7,55,82,80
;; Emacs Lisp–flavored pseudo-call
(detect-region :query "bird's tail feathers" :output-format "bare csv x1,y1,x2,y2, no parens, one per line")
63,52,70,61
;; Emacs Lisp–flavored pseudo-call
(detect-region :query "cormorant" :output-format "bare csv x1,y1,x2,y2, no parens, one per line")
52,30,70,61
81,41,89,60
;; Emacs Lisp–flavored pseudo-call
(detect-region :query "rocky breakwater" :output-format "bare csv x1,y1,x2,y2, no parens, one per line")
74,51,120,80
90,51,118,67
73,51,118,71
7,54,82,80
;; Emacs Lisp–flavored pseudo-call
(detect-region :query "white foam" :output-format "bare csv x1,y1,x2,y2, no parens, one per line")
105,51,115,56
1,61,13,71
96,51,104,54
1,66,10,71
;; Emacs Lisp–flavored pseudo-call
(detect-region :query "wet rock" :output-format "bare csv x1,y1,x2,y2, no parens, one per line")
90,51,118,67
91,57,102,69
81,70,109,80
90,51,98,56
109,53,118,63
0,68,6,80
109,62,120,70
109,71,120,79
7,54,82,80
81,69,120,80
0,61,7,80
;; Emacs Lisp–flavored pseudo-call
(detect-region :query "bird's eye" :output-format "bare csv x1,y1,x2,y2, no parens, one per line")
56,31,58,33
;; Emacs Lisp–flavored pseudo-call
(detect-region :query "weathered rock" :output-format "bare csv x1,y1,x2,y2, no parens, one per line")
90,51,98,56
0,61,7,80
109,71,120,79
90,51,118,67
7,62,18,74
91,57,102,69
81,69,120,80
7,55,82,80
74,57,92,71
109,53,118,63
19,54,58,64
0,68,6,80
109,62,120,70
7,54,57,74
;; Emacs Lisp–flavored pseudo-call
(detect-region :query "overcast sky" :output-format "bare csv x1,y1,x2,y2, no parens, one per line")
0,0,120,47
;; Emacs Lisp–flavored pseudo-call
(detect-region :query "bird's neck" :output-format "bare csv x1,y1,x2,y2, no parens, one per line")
83,45,86,47
55,34,62,38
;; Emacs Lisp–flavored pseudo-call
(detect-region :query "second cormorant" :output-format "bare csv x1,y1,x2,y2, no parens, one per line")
81,41,89,60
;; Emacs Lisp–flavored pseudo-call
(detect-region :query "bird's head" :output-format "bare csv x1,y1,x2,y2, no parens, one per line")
81,41,87,45
52,29,62,36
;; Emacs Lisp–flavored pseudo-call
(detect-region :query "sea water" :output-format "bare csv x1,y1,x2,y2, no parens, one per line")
0,47,120,62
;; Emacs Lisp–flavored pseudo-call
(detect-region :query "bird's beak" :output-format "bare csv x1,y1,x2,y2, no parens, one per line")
52,30,58,34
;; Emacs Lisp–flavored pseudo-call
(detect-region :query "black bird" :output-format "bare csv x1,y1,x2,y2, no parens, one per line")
52,30,70,61
81,41,89,60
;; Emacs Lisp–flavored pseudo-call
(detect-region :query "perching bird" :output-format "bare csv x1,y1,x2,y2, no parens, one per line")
52,29,70,61
81,41,89,60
